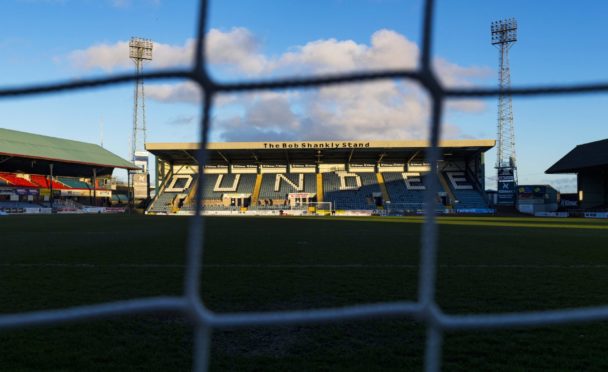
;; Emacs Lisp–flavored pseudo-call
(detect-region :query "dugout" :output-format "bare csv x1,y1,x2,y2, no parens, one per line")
0,128,138,206
546,138,608,210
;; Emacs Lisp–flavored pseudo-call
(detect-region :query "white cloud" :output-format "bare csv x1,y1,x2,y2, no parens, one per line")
64,28,421,75
274,29,419,74
146,81,200,104
214,81,464,142
446,99,487,113
207,29,480,141
166,115,196,126
434,58,491,87
207,28,269,75
67,38,194,72
63,28,491,141
434,58,492,113
67,41,130,71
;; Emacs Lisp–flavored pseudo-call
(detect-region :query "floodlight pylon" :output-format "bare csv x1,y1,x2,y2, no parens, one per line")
129,37,153,166
491,18,517,205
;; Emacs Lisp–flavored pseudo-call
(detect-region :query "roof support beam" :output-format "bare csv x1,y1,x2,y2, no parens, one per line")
0,155,13,165
182,150,198,164
217,151,231,165
407,150,420,164
347,148,355,164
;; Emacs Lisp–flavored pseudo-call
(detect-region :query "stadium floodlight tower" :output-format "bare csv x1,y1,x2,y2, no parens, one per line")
491,18,518,205
129,37,153,200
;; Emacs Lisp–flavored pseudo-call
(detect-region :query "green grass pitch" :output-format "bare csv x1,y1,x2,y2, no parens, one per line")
2,215,608,371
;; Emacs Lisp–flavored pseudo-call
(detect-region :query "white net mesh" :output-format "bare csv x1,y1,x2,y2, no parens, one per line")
2,1,608,371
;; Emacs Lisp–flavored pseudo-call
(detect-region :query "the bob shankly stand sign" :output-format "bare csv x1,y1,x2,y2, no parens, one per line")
146,139,496,153
263,141,371,149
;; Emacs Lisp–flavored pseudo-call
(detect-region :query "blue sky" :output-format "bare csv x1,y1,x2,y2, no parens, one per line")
1,0,607,192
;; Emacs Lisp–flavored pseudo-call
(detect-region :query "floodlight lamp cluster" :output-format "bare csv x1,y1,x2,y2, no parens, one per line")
129,37,153,61
491,18,517,45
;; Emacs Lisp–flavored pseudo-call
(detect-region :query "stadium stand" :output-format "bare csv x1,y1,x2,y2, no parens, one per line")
111,194,129,204
384,172,430,205
29,174,68,189
57,176,92,189
442,171,488,209
0,173,39,188
452,189,487,209
148,173,199,213
323,172,380,210
0,128,137,212
149,191,178,213
258,173,317,201
547,138,608,209
198,173,256,201
145,140,495,215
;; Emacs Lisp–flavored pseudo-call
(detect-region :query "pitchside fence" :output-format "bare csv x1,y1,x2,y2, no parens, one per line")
3,1,608,371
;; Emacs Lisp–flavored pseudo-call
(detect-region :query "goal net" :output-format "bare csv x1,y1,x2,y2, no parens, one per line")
1,1,605,371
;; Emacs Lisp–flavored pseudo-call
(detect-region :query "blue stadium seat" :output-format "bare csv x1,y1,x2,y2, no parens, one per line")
383,172,445,211
442,171,488,210
200,173,257,200
323,172,380,210
151,173,258,213
258,173,316,201
149,174,199,213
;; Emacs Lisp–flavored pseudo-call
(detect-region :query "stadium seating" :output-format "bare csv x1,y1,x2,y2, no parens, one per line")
258,173,317,201
200,173,257,200
151,171,487,213
0,173,39,187
149,191,178,213
452,189,488,209
442,171,488,209
149,173,201,213
383,172,445,210
111,194,128,204
57,176,91,189
30,174,68,189
323,172,380,210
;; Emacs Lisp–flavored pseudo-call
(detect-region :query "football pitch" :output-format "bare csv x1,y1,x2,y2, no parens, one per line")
2,215,608,371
